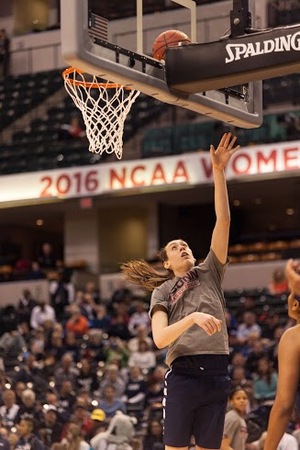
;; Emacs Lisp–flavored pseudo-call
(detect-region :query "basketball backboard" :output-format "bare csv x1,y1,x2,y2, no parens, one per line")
60,0,263,129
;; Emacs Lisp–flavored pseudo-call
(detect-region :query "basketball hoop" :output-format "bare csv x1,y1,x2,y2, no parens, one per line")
62,67,140,159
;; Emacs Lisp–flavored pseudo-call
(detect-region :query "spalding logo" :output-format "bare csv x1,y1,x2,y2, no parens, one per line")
225,31,300,63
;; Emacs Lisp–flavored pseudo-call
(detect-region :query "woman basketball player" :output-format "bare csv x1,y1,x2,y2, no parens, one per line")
264,259,300,450
122,132,240,450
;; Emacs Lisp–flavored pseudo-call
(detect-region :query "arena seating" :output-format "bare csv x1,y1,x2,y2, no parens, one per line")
1,70,300,172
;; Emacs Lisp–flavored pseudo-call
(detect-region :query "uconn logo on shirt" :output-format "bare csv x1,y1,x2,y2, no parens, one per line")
168,270,199,304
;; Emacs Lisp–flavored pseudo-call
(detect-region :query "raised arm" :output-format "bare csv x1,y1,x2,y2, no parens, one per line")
210,133,240,264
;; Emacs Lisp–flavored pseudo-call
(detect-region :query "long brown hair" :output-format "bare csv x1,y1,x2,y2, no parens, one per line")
120,247,173,292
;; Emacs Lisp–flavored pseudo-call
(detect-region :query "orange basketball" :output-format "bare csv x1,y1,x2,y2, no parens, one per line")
152,29,191,61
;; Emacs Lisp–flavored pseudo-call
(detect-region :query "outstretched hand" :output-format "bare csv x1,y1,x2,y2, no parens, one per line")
210,132,240,170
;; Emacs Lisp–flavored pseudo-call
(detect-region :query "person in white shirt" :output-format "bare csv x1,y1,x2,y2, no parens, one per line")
0,390,19,429
30,299,56,329
128,340,156,371
128,301,151,336
249,430,298,450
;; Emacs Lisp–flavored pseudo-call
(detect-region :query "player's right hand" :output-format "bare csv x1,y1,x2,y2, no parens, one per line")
193,312,222,335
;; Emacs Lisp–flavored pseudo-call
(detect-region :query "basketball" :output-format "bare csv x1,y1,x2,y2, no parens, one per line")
152,29,191,61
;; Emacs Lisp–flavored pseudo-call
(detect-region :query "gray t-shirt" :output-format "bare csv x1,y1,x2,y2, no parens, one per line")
149,249,229,367
223,409,248,450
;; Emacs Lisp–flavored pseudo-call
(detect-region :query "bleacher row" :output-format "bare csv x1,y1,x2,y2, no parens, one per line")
228,239,300,264
0,70,300,173
224,287,289,325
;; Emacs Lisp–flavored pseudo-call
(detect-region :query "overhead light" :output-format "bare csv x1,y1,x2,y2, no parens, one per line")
36,219,44,226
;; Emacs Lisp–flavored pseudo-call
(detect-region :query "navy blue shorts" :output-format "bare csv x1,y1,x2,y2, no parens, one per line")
163,356,231,448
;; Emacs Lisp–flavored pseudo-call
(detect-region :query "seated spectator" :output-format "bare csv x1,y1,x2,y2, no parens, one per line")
79,292,97,322
14,382,26,406
0,433,9,450
104,337,129,368
15,389,41,424
57,380,77,418
14,415,45,450
0,390,20,429
65,305,89,338
13,353,39,385
98,385,126,420
26,261,46,281
63,331,81,362
107,312,131,341
128,301,151,337
7,431,18,450
235,296,258,323
54,353,79,391
90,305,110,331
260,312,281,341
62,406,93,440
230,366,253,395
87,409,107,441
84,281,100,305
28,327,45,356
143,420,164,450
245,337,267,375
145,365,167,412
128,340,156,371
122,366,147,422
81,329,105,364
30,300,56,330
109,281,132,312
268,267,289,295
252,357,278,403
76,358,99,392
44,331,65,361
62,423,89,450
99,364,126,399
44,391,60,412
145,375,164,415
38,406,63,448
18,322,33,347
37,242,57,270
236,311,262,346
127,325,153,353
0,325,27,372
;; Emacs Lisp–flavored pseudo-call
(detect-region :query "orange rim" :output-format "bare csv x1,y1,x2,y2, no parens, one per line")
62,67,132,90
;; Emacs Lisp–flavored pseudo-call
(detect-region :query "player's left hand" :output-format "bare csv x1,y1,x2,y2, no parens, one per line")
210,132,240,170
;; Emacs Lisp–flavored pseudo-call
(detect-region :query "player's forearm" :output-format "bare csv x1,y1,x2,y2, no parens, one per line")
213,167,230,222
264,403,292,450
153,313,196,349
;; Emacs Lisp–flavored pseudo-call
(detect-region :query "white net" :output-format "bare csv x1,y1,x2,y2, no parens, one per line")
63,68,140,159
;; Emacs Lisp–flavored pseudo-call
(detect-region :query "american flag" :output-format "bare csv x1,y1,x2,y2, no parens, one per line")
88,13,108,41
